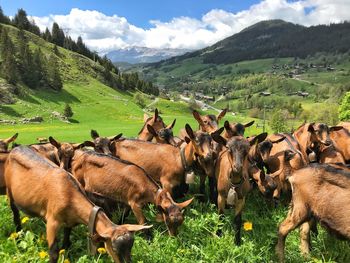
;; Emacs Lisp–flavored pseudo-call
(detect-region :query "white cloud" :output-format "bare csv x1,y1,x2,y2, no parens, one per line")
31,0,350,54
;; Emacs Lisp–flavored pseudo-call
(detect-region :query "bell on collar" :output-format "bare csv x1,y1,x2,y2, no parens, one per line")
185,171,195,184
227,187,237,205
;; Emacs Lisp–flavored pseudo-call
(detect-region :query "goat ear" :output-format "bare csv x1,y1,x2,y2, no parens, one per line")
184,137,191,144
192,110,204,126
244,120,255,128
214,127,224,135
176,197,194,210
211,133,227,146
74,141,95,149
111,133,123,141
122,224,153,232
217,108,227,122
307,123,315,132
91,130,99,139
271,136,285,144
224,120,231,131
143,113,149,122
167,119,176,130
185,124,195,140
49,136,61,149
147,124,158,137
330,126,343,132
153,108,159,122
5,133,18,144
249,132,268,146
284,150,296,161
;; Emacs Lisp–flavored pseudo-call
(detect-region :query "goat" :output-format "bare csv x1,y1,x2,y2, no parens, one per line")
138,108,166,141
211,131,267,245
276,163,350,262
71,150,193,236
0,133,18,195
4,146,151,263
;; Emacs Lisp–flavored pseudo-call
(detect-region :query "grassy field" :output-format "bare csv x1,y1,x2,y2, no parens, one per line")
1,82,349,263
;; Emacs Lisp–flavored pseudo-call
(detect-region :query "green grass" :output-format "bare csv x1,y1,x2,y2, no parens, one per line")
1,190,349,262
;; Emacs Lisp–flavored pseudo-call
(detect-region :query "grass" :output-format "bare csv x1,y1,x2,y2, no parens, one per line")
1,189,349,262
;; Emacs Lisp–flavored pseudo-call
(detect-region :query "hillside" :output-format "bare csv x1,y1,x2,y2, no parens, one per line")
152,20,350,66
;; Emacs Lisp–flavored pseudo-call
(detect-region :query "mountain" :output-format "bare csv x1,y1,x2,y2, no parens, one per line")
152,19,350,66
107,46,192,64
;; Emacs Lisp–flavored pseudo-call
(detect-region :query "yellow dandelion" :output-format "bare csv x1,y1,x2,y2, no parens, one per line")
59,249,65,255
9,232,19,239
21,217,29,224
63,259,70,263
38,251,48,259
243,221,253,231
97,247,107,254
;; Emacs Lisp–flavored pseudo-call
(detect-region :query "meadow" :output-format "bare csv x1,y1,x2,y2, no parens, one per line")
1,82,350,263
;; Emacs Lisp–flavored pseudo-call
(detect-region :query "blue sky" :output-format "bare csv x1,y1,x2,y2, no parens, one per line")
1,1,349,53
1,0,259,28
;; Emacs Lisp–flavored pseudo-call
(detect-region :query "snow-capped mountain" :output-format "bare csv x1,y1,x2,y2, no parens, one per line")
106,46,192,64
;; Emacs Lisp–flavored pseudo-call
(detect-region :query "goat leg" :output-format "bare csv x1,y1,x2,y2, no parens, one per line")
118,207,131,225
299,222,311,256
46,219,60,263
233,213,242,246
9,200,21,232
208,176,217,204
199,174,206,202
62,227,72,249
276,205,307,263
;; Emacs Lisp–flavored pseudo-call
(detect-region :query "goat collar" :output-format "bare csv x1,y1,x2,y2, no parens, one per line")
180,147,191,172
88,206,103,255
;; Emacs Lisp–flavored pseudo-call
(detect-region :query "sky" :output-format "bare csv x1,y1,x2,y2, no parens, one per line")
1,0,350,54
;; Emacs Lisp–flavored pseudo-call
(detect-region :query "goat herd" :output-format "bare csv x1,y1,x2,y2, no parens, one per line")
0,108,350,263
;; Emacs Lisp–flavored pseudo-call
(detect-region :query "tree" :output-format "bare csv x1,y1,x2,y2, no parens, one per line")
47,54,62,90
63,104,73,118
339,92,350,121
270,110,288,133
43,27,52,42
0,28,17,84
13,8,30,30
51,22,65,47
0,6,10,24
133,92,146,108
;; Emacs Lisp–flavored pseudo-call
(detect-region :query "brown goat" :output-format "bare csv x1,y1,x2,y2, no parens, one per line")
223,120,255,139
4,146,151,263
265,134,306,200
0,133,18,195
71,150,192,236
293,123,342,163
112,124,213,198
90,130,122,155
246,133,282,198
329,127,350,163
138,108,166,141
146,120,178,146
30,137,94,171
0,133,18,153
276,163,350,262
178,109,227,139
211,131,267,245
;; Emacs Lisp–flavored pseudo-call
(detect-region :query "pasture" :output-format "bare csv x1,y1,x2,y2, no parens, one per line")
0,81,349,263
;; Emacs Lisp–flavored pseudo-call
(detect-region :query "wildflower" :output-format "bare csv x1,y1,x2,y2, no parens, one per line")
243,221,253,231
59,249,65,255
64,259,70,263
21,217,29,224
9,232,19,239
97,247,107,254
38,251,48,259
